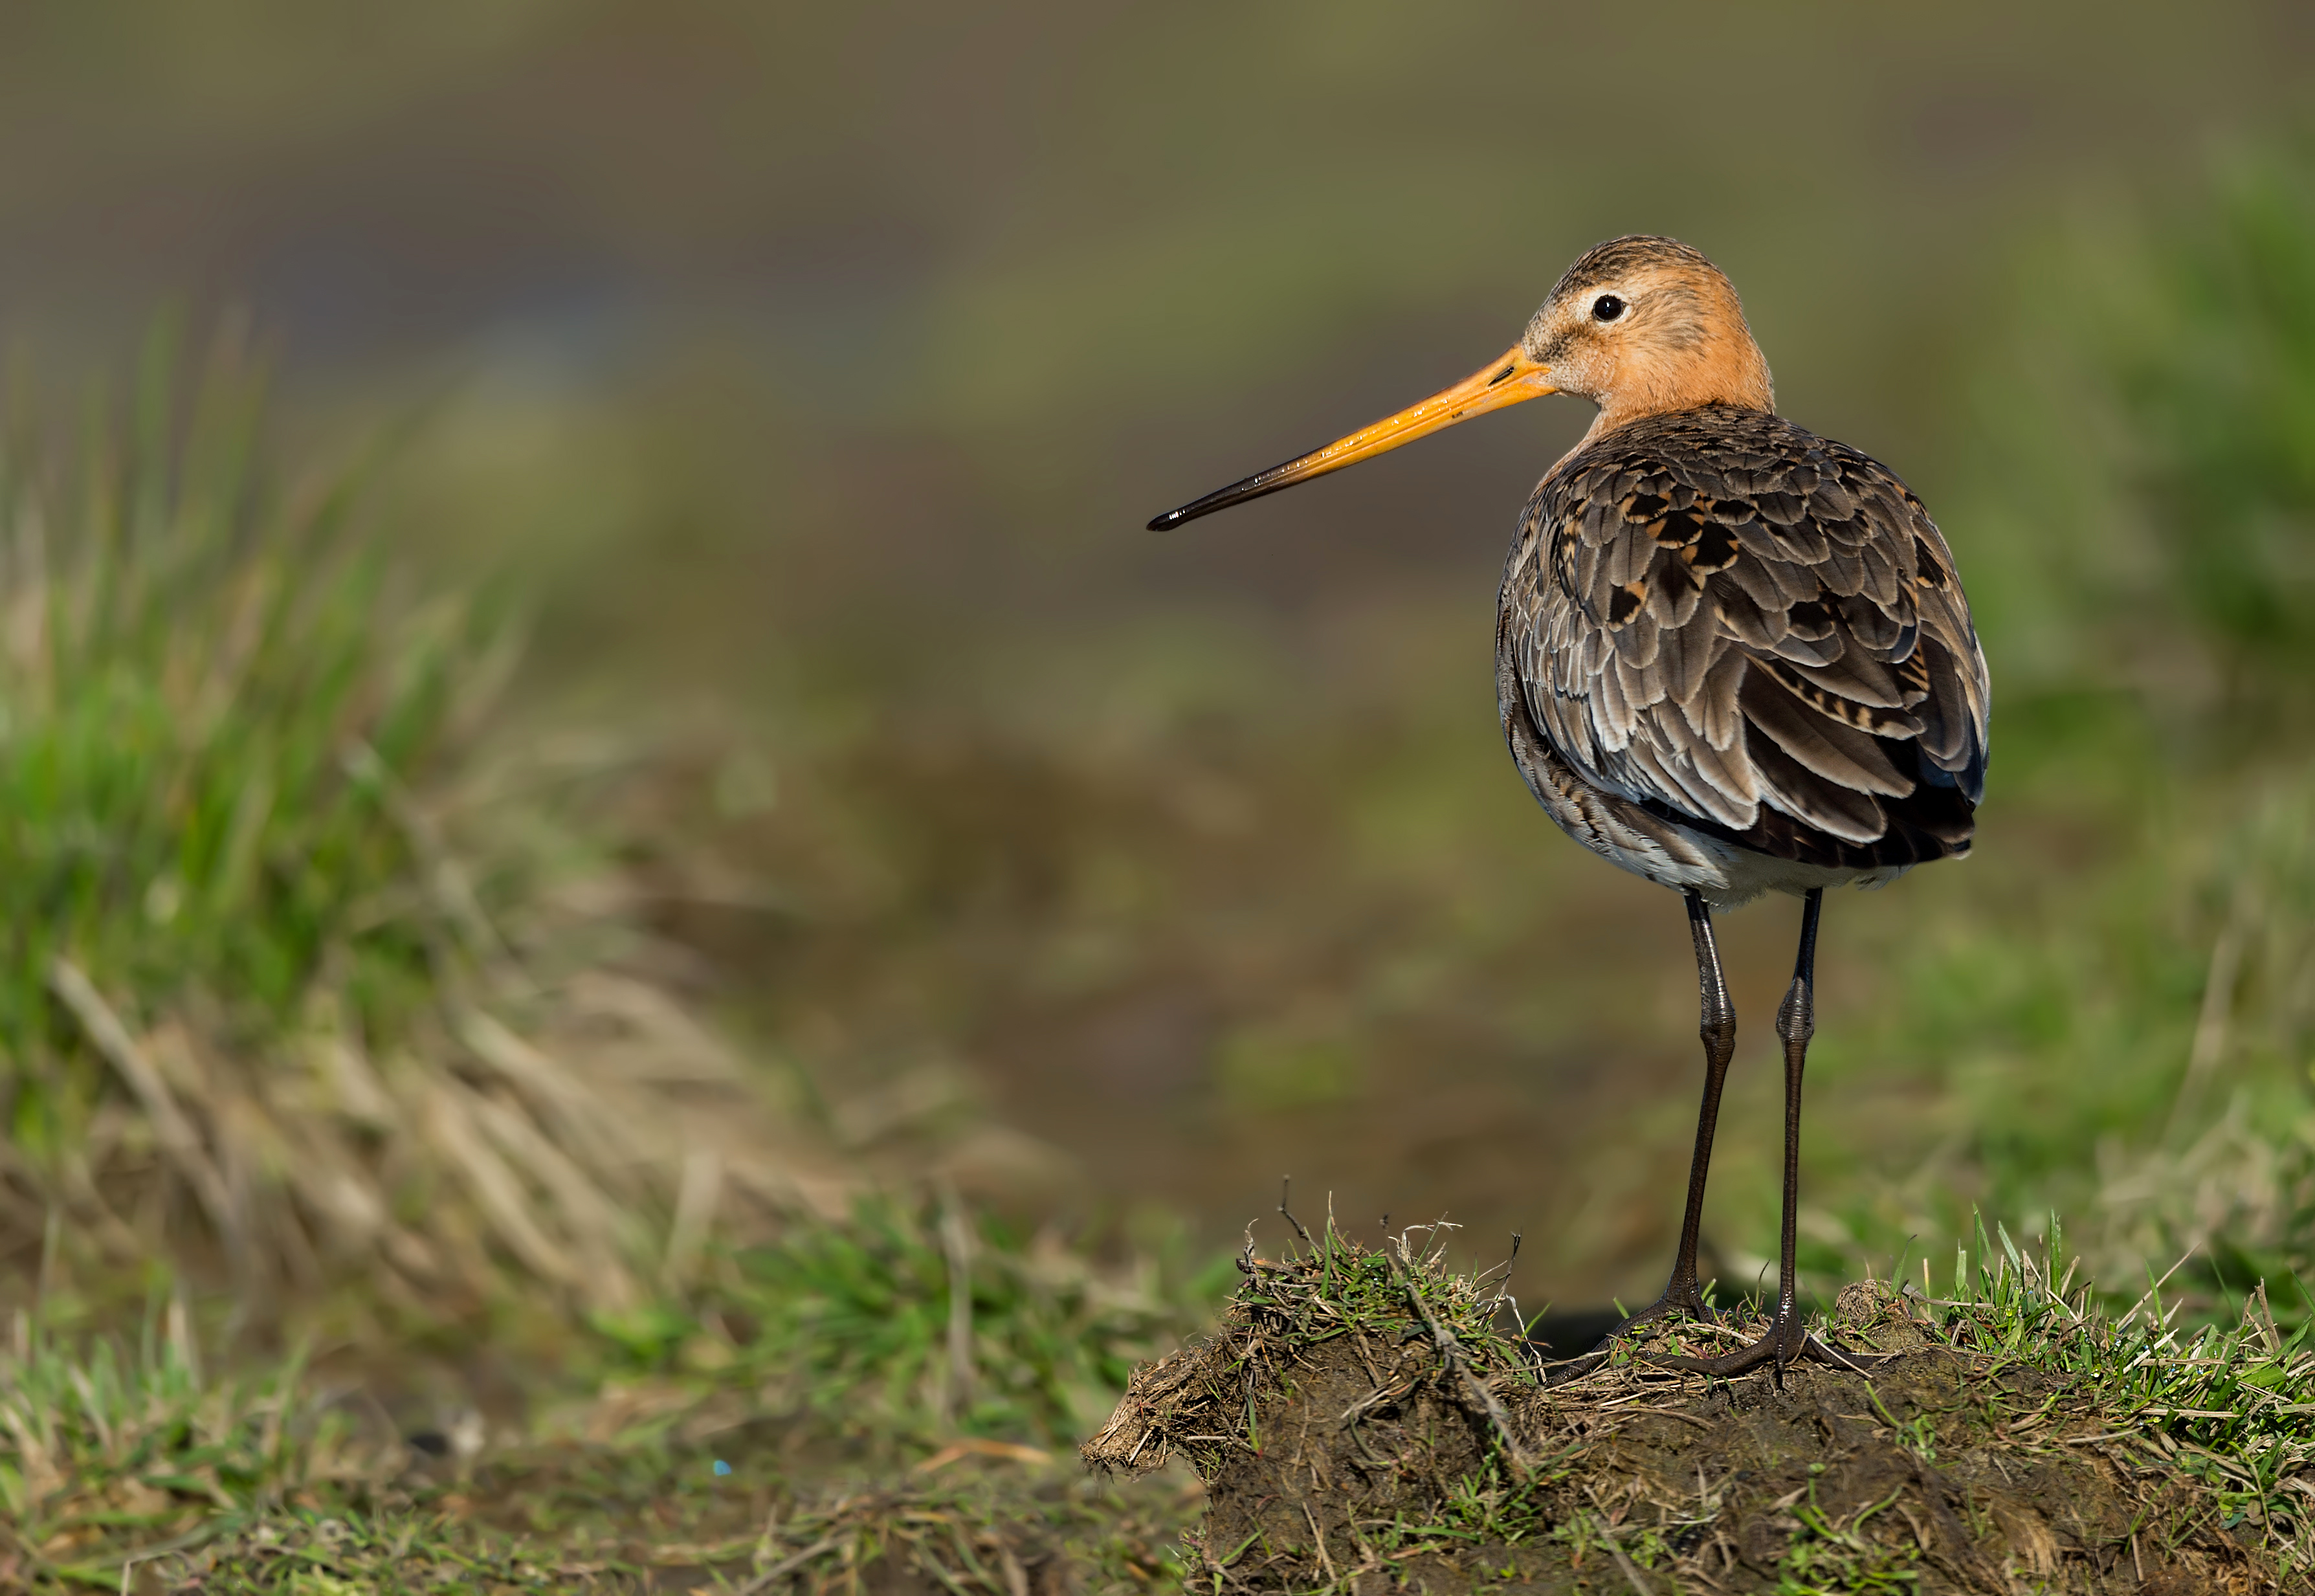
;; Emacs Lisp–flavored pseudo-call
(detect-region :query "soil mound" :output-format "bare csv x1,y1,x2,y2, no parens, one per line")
1086,1235,2296,1594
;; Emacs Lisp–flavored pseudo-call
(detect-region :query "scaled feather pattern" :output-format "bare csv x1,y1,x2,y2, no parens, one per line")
1500,405,1989,875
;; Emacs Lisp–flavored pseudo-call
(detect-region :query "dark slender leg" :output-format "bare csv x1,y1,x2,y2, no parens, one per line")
1762,889,1823,1364
1652,888,1870,1383
1601,891,1735,1338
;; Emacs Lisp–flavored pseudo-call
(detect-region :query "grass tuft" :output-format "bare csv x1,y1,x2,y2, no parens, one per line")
3,1207,1215,1592
0,326,837,1334
581,1193,1230,1453
0,1291,389,1588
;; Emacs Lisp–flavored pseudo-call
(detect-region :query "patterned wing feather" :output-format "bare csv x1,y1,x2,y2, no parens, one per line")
1508,406,1989,869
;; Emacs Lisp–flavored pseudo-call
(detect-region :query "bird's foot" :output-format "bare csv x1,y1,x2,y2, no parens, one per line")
1600,1280,1718,1344
1538,1283,1719,1386
1641,1305,1881,1387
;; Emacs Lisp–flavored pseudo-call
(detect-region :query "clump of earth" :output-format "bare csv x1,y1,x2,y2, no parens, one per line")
1086,1243,2283,1594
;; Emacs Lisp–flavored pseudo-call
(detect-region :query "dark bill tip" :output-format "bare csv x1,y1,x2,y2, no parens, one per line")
1146,498,1248,532
1144,456,1317,533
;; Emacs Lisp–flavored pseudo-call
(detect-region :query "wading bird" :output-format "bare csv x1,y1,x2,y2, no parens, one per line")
1150,236,1989,1375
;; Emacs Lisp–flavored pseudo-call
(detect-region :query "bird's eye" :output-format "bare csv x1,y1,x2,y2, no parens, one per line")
1591,294,1626,322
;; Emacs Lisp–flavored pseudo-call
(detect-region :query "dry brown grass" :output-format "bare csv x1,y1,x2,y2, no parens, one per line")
0,331,858,1339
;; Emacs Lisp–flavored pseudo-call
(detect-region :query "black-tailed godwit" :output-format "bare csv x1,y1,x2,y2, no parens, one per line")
1151,236,1990,1376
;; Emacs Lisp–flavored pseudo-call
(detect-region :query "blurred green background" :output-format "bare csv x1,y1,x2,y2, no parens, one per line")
4,0,2315,1325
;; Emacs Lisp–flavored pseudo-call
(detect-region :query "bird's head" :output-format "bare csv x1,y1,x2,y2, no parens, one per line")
1518,236,1773,427
1151,234,1774,531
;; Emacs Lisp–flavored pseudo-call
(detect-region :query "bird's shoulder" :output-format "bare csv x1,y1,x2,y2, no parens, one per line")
1528,405,1945,581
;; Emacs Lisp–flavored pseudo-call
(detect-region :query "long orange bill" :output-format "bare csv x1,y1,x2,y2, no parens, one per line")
1148,345,1556,531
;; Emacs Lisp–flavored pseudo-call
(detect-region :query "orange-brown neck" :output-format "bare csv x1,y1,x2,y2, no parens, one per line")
1592,311,1774,434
